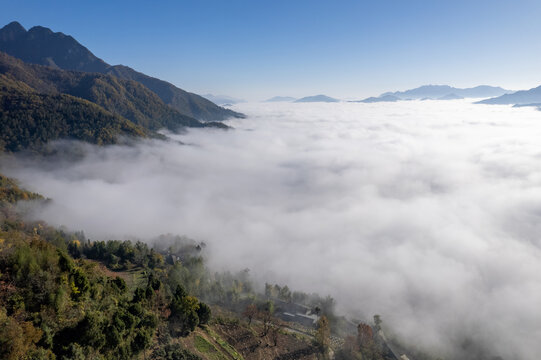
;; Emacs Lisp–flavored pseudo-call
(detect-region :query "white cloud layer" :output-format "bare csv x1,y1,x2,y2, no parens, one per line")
4,100,541,359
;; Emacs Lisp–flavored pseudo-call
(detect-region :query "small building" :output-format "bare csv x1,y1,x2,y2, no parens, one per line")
273,299,320,328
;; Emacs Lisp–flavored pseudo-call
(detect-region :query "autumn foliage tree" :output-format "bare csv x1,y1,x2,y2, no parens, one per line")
357,322,374,347
336,336,363,360
0,308,44,360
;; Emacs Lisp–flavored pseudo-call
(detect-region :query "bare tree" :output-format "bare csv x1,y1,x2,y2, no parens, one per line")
243,304,257,325
269,321,284,346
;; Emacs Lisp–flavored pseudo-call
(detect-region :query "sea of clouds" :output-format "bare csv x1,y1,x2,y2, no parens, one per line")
3,100,541,359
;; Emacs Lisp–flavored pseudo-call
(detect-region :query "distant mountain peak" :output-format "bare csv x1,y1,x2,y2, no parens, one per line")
358,94,400,103
28,25,54,35
0,21,26,41
203,94,243,105
4,21,25,32
476,85,541,105
265,96,297,102
294,94,339,103
438,93,463,100
0,21,109,73
360,84,512,103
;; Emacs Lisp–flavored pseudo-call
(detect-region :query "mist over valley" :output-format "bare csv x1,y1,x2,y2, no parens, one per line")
2,3,541,358
3,100,541,359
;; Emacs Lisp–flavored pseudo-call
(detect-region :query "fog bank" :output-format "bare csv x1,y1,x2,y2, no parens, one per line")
3,100,541,359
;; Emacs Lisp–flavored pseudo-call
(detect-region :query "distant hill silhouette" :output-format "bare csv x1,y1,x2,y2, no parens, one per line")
476,85,541,105
203,94,243,105
383,85,510,99
265,96,297,102
0,21,244,121
361,85,511,102
513,103,541,108
294,95,339,103
438,93,463,100
357,95,400,103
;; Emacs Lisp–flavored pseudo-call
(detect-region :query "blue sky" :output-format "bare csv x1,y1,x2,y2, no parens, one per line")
2,0,541,100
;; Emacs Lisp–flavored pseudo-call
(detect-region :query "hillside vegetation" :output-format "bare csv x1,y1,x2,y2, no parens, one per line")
0,173,42,204
0,180,212,359
0,176,402,360
0,73,150,152
0,51,226,133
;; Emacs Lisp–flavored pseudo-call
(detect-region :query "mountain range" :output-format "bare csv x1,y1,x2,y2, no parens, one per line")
0,21,244,122
361,85,512,102
476,85,541,106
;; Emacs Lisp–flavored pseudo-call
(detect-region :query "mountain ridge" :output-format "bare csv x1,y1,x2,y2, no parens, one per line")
361,84,512,102
202,93,243,105
0,21,244,122
265,96,297,102
356,94,400,103
0,51,225,132
476,85,541,105
382,84,511,99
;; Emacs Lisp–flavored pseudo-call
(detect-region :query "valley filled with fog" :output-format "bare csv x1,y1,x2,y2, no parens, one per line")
3,100,541,359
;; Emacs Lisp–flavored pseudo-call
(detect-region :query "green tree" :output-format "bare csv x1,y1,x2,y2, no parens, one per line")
169,293,200,336
196,303,211,325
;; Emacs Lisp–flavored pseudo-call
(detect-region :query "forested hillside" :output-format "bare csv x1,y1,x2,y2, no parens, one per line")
0,176,401,360
0,177,212,359
0,73,150,152
0,51,227,133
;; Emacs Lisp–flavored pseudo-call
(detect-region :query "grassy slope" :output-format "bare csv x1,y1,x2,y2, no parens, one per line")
177,308,319,360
